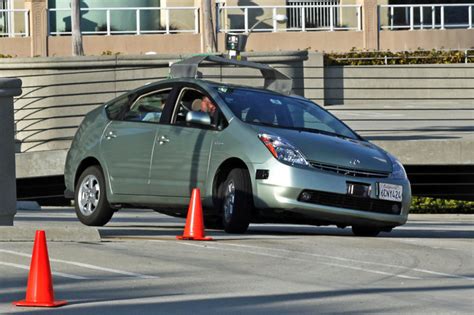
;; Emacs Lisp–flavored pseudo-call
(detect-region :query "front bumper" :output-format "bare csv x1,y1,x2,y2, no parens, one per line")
251,160,411,228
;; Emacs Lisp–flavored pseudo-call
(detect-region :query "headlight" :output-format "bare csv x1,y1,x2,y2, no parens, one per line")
389,155,407,179
258,134,309,166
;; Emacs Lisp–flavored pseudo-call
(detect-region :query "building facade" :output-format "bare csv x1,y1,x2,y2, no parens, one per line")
1,0,474,57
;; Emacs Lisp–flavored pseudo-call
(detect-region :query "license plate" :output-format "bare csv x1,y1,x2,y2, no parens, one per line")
378,183,403,202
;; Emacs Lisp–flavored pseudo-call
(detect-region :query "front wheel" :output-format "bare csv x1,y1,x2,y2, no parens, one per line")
219,168,252,234
352,225,381,237
75,165,114,226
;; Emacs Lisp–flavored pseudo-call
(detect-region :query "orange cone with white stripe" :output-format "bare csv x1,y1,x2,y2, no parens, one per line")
177,188,213,241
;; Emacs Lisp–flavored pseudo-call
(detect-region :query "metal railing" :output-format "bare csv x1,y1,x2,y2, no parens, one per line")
48,7,199,36
380,4,474,31
0,9,29,37
217,4,362,32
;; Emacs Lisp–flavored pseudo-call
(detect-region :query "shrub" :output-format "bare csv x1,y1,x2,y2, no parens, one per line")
325,48,474,66
410,197,474,214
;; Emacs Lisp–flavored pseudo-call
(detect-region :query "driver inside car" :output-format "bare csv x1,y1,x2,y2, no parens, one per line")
192,96,218,126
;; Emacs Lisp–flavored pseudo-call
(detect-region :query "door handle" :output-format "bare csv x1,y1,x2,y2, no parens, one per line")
105,130,117,140
158,135,170,145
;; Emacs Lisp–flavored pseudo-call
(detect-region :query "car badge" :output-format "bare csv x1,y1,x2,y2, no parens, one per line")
349,159,361,166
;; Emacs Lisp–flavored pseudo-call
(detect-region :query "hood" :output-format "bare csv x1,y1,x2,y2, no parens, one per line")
251,125,392,173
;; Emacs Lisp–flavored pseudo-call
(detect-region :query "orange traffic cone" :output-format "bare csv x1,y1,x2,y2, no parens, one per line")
177,188,213,241
13,230,67,308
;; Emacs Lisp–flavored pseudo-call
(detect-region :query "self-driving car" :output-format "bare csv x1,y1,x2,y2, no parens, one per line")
64,55,411,236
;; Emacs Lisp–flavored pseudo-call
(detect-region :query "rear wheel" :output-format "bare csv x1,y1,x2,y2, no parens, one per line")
219,168,252,234
75,165,114,226
352,225,381,237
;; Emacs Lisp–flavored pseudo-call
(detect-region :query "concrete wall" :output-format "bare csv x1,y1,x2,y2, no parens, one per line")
324,64,474,106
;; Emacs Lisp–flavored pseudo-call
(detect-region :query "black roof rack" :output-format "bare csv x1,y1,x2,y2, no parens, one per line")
170,55,293,95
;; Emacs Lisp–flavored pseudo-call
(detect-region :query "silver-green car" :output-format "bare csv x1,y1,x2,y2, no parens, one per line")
65,77,411,236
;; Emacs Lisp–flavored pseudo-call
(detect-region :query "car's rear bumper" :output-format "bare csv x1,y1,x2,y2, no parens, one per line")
251,160,411,228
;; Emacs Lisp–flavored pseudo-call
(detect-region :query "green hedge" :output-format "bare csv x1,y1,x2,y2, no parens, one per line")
410,197,474,214
0,53,12,58
325,48,474,66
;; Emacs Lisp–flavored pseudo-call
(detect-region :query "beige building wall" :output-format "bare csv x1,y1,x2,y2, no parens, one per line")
47,33,202,56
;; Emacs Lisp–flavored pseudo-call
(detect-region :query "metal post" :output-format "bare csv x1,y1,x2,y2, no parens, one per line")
106,9,111,35
166,9,170,34
469,5,472,29
136,9,140,35
8,9,13,36
420,6,424,30
301,6,306,31
357,6,361,31
390,6,394,30
409,6,414,30
432,6,435,29
440,5,445,29
329,5,334,31
194,8,199,34
24,10,29,37
244,7,248,32
273,7,277,32
0,78,22,226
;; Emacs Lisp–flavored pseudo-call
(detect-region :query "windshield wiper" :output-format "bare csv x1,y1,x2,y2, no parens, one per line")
249,121,279,128
249,122,355,140
279,125,352,140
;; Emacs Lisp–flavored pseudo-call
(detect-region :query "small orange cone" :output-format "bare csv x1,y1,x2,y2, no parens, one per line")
177,188,213,241
13,230,67,308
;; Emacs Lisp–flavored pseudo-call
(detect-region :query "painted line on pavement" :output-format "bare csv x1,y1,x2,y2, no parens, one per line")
221,243,474,281
176,242,421,280
0,261,87,280
0,249,158,280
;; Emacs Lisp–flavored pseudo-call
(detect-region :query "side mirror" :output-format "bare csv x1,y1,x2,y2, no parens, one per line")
186,111,211,126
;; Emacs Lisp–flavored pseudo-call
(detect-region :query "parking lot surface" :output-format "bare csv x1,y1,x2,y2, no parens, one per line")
1,208,473,314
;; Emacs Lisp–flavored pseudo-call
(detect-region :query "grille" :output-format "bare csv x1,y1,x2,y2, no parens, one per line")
287,0,340,29
309,161,390,178
298,190,402,215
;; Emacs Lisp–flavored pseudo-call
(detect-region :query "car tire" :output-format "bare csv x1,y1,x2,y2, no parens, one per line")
219,168,252,234
352,225,381,237
74,165,114,226
204,216,224,230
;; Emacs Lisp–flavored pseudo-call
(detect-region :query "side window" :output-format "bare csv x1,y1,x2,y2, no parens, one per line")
123,89,171,123
105,95,129,120
172,88,207,126
172,87,227,130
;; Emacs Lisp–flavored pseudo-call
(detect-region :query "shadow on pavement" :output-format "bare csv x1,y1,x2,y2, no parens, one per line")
3,282,473,314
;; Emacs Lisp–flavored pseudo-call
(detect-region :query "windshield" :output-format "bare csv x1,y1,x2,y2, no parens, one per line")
215,87,359,139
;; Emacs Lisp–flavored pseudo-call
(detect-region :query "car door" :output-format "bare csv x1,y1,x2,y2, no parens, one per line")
149,86,219,197
101,87,172,195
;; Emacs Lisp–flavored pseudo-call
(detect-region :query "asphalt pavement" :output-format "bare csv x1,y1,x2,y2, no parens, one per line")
0,208,473,314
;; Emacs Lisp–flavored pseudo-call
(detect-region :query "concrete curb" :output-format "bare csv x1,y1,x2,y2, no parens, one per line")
0,226,101,242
